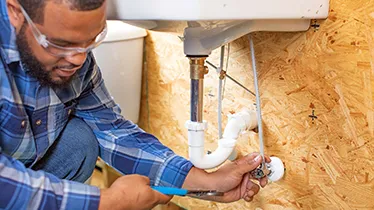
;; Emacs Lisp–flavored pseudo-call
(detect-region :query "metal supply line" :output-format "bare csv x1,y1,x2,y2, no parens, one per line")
205,60,256,97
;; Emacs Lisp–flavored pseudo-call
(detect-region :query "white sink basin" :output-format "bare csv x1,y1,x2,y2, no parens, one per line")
106,0,329,55
107,0,329,22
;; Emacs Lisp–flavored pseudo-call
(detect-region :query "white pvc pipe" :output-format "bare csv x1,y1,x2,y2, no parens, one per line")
189,139,236,169
187,108,257,169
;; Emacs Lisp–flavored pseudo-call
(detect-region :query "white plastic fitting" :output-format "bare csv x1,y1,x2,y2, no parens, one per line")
186,109,257,169
266,157,285,182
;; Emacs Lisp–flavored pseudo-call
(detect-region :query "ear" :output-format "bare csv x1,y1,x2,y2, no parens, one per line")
6,0,24,32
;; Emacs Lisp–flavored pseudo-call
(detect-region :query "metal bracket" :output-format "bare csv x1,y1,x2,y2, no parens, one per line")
311,19,320,31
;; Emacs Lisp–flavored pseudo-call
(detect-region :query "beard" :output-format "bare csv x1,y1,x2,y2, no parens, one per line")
16,23,75,88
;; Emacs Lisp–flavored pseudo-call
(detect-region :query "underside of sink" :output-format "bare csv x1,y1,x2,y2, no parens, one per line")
118,19,313,55
106,0,330,55
107,0,329,22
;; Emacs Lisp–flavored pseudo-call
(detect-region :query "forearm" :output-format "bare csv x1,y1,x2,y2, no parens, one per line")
77,113,194,187
182,167,215,190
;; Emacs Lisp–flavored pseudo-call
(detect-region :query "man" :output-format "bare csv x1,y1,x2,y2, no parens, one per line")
0,0,270,209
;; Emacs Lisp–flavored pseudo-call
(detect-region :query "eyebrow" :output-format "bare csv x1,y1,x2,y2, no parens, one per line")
47,25,106,46
48,38,79,45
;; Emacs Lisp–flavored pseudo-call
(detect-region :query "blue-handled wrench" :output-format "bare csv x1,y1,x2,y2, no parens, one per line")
152,186,224,197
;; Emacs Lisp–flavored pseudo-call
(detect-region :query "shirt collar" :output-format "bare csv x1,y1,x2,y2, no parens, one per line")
0,0,21,65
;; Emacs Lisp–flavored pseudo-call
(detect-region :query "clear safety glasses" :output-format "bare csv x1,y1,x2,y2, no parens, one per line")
20,5,107,57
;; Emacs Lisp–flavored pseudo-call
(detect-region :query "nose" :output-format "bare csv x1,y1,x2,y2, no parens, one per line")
63,52,87,67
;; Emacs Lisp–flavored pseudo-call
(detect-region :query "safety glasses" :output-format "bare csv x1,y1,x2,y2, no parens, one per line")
20,5,107,57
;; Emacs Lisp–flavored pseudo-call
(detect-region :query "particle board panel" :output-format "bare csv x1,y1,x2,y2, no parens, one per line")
138,0,374,209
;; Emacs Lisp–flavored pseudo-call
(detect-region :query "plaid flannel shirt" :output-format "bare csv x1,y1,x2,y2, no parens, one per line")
0,2,192,209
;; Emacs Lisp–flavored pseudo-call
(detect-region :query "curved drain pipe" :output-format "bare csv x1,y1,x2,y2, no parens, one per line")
186,56,257,169
186,109,257,169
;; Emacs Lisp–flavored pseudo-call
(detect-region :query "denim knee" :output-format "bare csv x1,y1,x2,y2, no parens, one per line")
62,118,99,182
32,117,99,183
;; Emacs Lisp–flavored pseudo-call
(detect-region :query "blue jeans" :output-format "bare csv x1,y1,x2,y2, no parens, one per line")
32,118,99,183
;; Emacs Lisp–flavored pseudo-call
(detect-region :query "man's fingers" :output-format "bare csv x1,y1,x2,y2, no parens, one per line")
242,180,260,201
241,181,260,202
246,179,255,190
154,191,173,205
240,173,250,198
247,182,260,196
259,176,268,188
234,153,262,174
264,155,271,163
241,178,254,199
244,195,253,202
135,175,151,185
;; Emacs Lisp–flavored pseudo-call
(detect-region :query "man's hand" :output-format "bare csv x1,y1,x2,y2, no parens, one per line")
209,153,270,202
99,174,172,210
183,152,271,203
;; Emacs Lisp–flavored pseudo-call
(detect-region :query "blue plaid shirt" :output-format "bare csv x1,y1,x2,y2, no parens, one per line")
0,2,192,210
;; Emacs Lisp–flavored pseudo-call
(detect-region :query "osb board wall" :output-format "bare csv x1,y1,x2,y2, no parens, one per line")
137,0,374,209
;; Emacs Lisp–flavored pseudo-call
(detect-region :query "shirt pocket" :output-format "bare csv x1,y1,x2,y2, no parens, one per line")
0,109,29,154
54,100,77,132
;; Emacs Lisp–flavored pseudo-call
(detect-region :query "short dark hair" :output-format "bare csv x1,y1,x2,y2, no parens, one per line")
18,0,105,24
